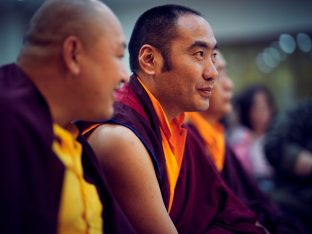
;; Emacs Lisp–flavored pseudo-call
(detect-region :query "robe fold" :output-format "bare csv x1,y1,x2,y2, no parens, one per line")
0,64,134,234
80,75,265,233
186,122,305,234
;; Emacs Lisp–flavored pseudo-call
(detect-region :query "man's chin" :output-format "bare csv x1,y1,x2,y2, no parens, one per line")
198,101,210,112
90,107,113,122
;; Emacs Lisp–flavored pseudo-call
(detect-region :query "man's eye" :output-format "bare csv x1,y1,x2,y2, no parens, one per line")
194,51,204,59
212,53,217,63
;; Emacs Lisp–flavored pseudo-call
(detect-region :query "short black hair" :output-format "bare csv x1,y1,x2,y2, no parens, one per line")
128,4,201,74
238,84,276,130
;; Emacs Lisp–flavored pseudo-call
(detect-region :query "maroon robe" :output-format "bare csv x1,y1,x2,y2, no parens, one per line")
0,64,134,234
186,122,305,234
86,75,265,233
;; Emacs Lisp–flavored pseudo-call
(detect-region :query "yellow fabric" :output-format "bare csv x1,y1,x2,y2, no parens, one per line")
138,78,187,213
186,112,225,171
52,124,103,234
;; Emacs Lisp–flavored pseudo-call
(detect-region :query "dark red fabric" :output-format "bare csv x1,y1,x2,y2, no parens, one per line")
0,64,134,234
108,76,265,233
0,64,64,234
186,122,305,234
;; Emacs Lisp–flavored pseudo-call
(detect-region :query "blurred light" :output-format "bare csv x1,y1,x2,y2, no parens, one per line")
262,51,277,68
271,41,287,60
256,53,272,73
265,47,281,64
296,33,312,53
279,34,296,54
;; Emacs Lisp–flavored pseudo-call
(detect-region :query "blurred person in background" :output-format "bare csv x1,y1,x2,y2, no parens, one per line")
186,51,304,234
229,84,276,193
265,97,312,234
225,95,253,172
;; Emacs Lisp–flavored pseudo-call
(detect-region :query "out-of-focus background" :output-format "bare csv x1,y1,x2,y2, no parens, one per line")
2,1,311,230
1,0,311,110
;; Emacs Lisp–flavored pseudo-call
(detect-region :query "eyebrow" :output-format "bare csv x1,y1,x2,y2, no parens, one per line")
187,40,218,51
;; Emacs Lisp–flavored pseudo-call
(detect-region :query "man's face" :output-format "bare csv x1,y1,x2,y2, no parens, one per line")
154,14,218,117
80,12,128,121
206,52,234,119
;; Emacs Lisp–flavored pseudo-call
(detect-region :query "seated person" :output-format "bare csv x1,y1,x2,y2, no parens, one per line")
0,0,132,233
185,51,305,234
265,97,312,234
79,4,266,234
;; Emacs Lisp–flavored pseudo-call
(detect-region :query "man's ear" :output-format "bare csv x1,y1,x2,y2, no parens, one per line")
62,36,82,75
138,44,163,75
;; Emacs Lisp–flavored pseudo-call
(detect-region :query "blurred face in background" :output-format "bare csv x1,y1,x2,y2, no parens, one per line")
204,51,233,120
78,7,128,121
249,91,273,135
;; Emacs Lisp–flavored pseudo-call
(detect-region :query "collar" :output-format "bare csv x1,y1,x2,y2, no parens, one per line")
137,78,185,150
185,112,225,171
137,77,187,212
53,123,82,167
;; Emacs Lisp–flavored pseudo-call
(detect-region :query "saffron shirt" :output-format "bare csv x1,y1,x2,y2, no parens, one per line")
185,112,305,234
52,124,102,234
0,64,134,234
80,75,265,234
138,78,187,212
185,112,225,171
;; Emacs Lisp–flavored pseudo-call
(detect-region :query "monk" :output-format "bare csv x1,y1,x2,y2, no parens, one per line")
0,0,132,233
185,51,305,234
81,4,265,234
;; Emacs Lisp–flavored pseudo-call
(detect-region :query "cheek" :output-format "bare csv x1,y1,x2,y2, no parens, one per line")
210,94,218,105
178,82,193,97
110,60,126,84
92,73,114,106
209,95,221,111
211,85,222,99
101,64,120,87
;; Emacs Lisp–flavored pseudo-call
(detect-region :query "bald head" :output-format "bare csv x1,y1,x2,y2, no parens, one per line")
15,0,127,124
21,0,118,53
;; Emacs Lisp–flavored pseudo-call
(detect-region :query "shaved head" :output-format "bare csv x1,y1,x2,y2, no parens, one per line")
21,0,117,53
15,0,127,125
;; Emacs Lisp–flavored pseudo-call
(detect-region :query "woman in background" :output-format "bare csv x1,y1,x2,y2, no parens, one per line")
229,84,276,193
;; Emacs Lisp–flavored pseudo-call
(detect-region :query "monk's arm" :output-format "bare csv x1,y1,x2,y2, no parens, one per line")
88,124,178,234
